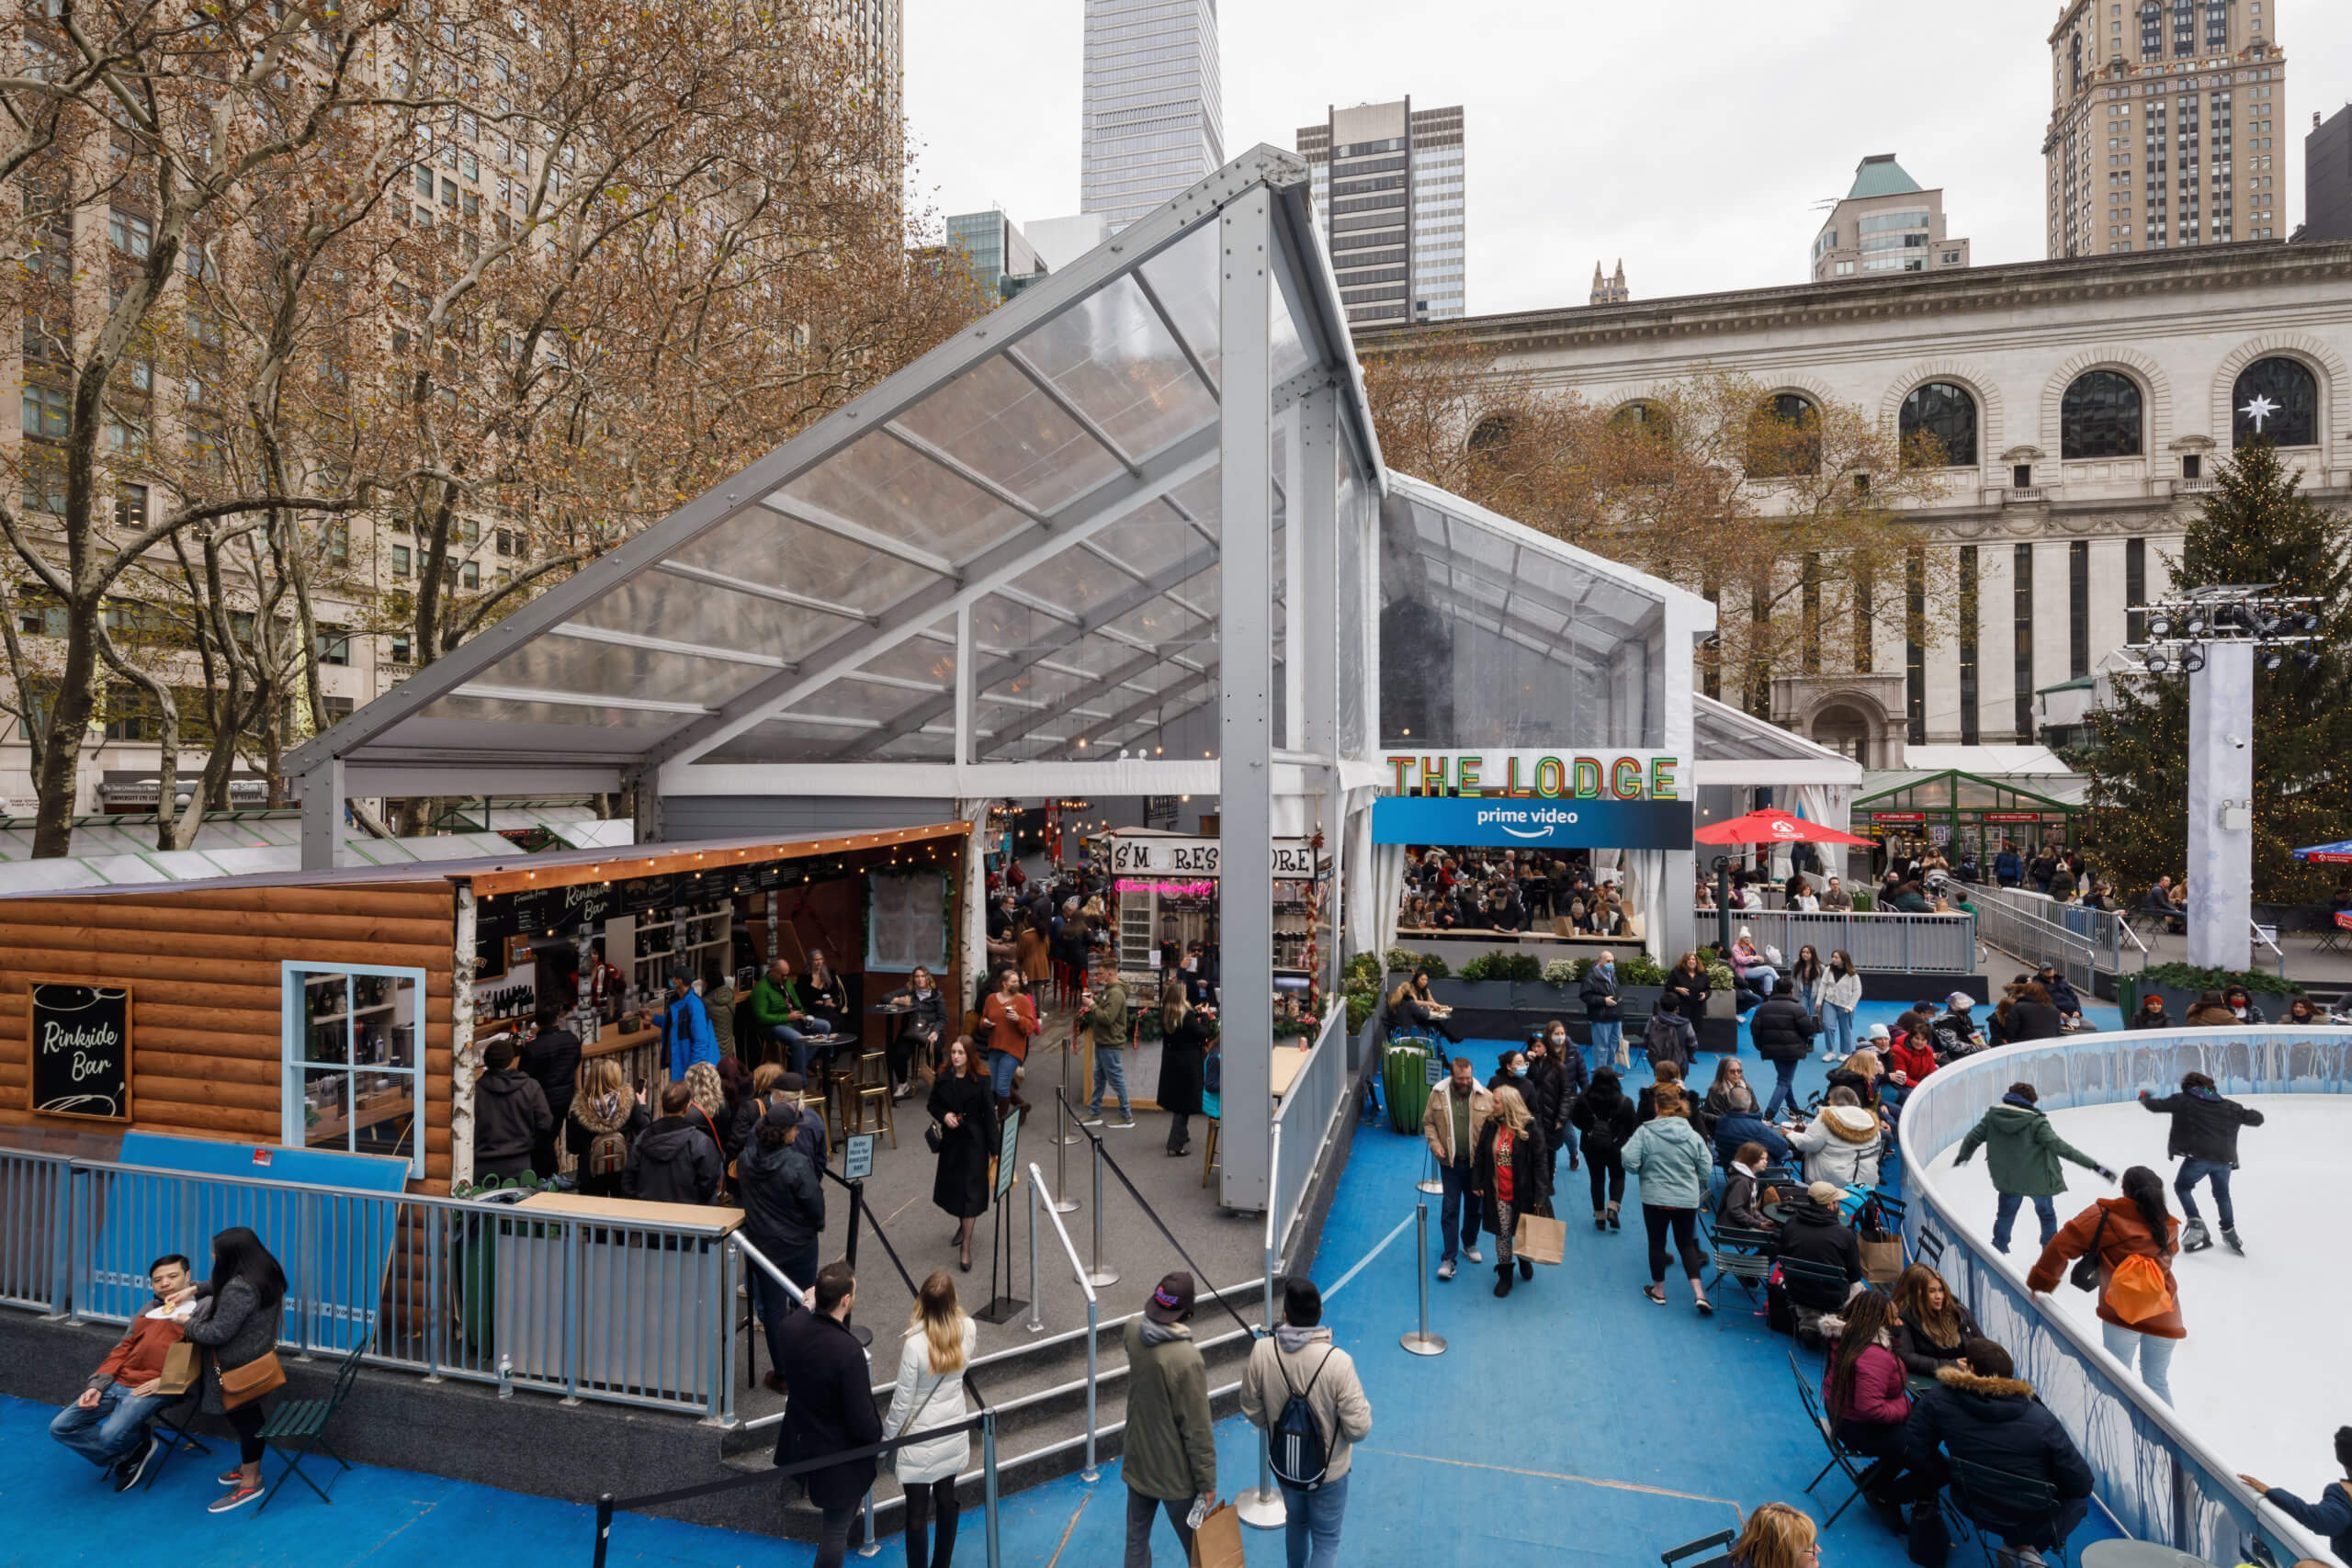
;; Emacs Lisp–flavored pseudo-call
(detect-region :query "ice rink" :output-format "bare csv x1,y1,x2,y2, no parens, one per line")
1921,1095,2352,1489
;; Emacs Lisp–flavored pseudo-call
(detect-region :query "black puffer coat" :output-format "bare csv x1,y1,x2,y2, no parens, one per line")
1748,996,1818,1063
1567,1073,1637,1162
2138,1086,2265,1165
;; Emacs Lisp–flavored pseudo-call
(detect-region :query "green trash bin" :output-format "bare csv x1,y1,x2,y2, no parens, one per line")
1384,1044,1435,1135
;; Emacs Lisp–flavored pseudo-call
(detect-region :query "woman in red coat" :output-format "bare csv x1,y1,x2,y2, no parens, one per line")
1821,1288,1919,1508
2027,1166,2184,1404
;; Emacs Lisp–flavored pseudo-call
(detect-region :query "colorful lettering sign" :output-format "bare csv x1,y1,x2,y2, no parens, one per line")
1383,750,1680,801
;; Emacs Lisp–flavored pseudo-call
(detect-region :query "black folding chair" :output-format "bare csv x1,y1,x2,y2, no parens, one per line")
139,1383,217,1492
1660,1528,1736,1568
1788,1348,1871,1529
1777,1255,1856,1317
1916,1225,1947,1271
253,1337,368,1514
1946,1457,2075,1567
1708,1223,1778,1301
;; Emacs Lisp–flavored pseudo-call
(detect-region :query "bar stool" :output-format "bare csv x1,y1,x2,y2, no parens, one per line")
1199,1090,1222,1189
851,1077,898,1147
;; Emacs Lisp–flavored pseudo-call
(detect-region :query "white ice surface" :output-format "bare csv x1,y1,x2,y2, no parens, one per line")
1921,1096,2352,1491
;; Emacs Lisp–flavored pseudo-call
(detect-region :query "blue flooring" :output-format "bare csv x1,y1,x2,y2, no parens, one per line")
1,998,2126,1566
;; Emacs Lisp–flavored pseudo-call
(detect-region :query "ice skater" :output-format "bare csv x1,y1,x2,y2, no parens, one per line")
1952,1081,2115,1254
2137,1071,2266,1255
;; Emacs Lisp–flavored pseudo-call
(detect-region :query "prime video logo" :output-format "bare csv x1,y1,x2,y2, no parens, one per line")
1474,805,1580,840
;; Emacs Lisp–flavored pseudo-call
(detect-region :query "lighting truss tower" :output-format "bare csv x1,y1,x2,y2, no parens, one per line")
2130,585,2323,971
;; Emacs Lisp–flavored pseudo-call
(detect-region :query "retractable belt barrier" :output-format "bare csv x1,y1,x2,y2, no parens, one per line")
1057,1089,1261,1345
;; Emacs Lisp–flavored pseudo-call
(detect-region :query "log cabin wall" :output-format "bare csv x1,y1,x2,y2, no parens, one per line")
0,882,458,1190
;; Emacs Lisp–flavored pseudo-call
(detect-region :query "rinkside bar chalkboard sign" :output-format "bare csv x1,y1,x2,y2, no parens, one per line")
27,978,134,1122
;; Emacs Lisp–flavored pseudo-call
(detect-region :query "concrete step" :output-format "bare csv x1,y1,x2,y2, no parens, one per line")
719,1279,1268,1540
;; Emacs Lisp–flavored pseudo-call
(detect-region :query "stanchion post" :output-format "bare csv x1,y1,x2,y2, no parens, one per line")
1080,1295,1100,1483
1417,1141,1442,1197
1052,1021,1082,1145
1025,1177,1045,1334
1049,1089,1080,1213
594,1494,615,1568
857,1486,878,1559
1235,1122,1283,1530
1400,1201,1447,1356
1084,1137,1119,1289
983,1408,1002,1568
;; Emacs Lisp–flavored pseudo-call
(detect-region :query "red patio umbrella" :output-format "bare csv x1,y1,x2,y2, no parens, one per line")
1691,807,1871,847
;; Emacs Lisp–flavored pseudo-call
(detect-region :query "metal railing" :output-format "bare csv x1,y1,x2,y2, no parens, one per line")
1027,1160,1102,1481
36,1156,739,1420
1972,884,2148,989
1697,908,1977,975
1271,1006,1351,1256
1900,1027,2349,1566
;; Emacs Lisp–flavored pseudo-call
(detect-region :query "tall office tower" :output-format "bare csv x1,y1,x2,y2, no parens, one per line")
2044,0,2288,257
1079,0,1223,229
1295,98,1465,327
1590,260,1629,304
1809,154,1972,280
2309,105,2352,241
945,210,1048,303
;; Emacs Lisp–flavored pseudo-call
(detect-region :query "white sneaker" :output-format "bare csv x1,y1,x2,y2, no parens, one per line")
1437,1258,1456,1280
1464,1247,1484,1264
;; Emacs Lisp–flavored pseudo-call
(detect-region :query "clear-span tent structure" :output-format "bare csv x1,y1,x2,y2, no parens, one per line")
285,146,1723,1211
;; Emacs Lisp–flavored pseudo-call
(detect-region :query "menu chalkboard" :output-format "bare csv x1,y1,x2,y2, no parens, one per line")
27,979,133,1122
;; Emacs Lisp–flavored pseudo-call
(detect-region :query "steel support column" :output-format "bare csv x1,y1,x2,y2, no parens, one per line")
300,758,344,871
1218,186,1275,1215
2187,639,2253,971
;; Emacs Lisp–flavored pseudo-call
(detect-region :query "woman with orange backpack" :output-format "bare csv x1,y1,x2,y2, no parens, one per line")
2025,1165,2185,1404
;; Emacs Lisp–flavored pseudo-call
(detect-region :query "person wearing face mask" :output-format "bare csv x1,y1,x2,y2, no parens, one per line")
882,965,948,1100
1579,951,1625,1071
1532,1021,1586,1176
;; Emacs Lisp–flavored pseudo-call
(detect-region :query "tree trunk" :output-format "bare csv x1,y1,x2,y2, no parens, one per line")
29,604,100,857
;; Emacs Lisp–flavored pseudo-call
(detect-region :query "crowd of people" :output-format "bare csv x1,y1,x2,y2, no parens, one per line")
1398,847,1638,937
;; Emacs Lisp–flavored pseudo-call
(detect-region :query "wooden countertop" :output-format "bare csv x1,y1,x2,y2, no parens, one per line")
511,1190,742,1233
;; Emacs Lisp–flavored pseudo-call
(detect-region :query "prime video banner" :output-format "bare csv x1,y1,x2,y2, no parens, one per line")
1372,794,1694,851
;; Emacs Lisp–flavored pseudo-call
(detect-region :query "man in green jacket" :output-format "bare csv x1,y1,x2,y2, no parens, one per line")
1082,953,1133,1128
1122,1271,1216,1568
1953,1081,2115,1254
748,957,813,1075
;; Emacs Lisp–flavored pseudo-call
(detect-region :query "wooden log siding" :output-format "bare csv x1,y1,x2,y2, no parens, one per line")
0,881,458,1187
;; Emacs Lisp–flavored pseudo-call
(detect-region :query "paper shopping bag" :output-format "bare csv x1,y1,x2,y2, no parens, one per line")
1514,1212,1566,1266
157,1339,198,1396
1859,1235,1905,1285
1188,1502,1247,1568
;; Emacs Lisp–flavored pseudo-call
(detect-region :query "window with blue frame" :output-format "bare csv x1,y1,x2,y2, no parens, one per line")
284,963,424,1176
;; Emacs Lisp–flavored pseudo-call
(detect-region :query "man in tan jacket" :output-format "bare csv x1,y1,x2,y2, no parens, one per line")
1240,1277,1373,1563
1419,1056,1492,1280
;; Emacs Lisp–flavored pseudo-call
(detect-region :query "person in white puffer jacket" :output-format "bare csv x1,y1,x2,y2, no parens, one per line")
887,1270,978,1568
1789,1087,1886,1190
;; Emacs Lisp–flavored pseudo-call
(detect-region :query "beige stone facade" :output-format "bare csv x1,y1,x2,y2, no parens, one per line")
2045,0,2288,257
1362,242,2352,754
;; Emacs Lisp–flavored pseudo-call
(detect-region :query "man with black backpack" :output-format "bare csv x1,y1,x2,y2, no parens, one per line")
1239,1278,1373,1568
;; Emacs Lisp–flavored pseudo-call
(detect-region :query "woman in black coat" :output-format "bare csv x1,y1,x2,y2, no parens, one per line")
881,966,950,1100
927,1036,998,1272
1475,1085,1550,1296
1567,1069,1638,1232
1156,995,1213,1156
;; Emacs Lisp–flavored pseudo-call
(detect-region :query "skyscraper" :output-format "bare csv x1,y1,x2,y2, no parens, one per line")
1079,0,1222,229
1809,154,1971,281
1295,98,1465,327
945,210,1048,304
2044,0,2289,257
2308,105,2352,242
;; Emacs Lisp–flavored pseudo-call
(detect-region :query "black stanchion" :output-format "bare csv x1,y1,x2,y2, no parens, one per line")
593,1494,615,1568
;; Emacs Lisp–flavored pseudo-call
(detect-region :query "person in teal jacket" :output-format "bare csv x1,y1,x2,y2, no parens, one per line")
1621,1087,1715,1314
663,969,720,1081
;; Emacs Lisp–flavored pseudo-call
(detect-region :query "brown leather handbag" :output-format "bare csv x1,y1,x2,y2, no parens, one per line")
219,1350,286,1409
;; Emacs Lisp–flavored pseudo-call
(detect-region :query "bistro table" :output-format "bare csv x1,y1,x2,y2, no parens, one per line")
2078,1544,2221,1568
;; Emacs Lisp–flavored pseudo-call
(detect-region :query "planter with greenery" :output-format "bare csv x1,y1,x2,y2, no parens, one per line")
2120,962,2301,1021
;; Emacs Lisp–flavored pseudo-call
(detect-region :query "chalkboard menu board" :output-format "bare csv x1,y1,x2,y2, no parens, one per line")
27,979,133,1122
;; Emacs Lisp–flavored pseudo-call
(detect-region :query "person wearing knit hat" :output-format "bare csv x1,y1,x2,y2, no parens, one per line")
1123,1272,1216,1565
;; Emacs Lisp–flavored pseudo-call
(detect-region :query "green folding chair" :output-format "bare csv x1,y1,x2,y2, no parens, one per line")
254,1337,369,1514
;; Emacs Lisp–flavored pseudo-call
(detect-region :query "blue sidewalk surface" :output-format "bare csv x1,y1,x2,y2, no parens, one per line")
2,998,2125,1566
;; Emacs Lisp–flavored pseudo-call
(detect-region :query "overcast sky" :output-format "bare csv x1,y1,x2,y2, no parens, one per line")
905,0,2352,315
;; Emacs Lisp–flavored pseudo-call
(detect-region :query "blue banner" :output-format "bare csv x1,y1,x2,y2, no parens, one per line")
1372,795,1693,851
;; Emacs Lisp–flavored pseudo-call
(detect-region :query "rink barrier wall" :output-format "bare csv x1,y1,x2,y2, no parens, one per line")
1900,1027,2352,1566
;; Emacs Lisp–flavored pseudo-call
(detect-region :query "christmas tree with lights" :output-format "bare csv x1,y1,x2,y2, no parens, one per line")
2084,440,2352,903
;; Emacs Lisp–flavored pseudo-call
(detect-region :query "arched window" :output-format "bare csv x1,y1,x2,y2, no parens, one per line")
1747,392,1820,479
2060,370,2143,459
1611,400,1667,433
1899,382,1979,468
1467,412,1517,455
2231,356,2318,447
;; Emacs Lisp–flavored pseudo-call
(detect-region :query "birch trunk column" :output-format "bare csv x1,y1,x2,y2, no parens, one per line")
2186,639,2253,972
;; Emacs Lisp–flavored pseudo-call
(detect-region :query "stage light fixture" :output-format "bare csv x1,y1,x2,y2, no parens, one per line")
2260,648,2285,672
2147,614,2173,637
2294,649,2324,671
2145,649,2171,674
2185,613,2208,636
2181,647,2206,674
